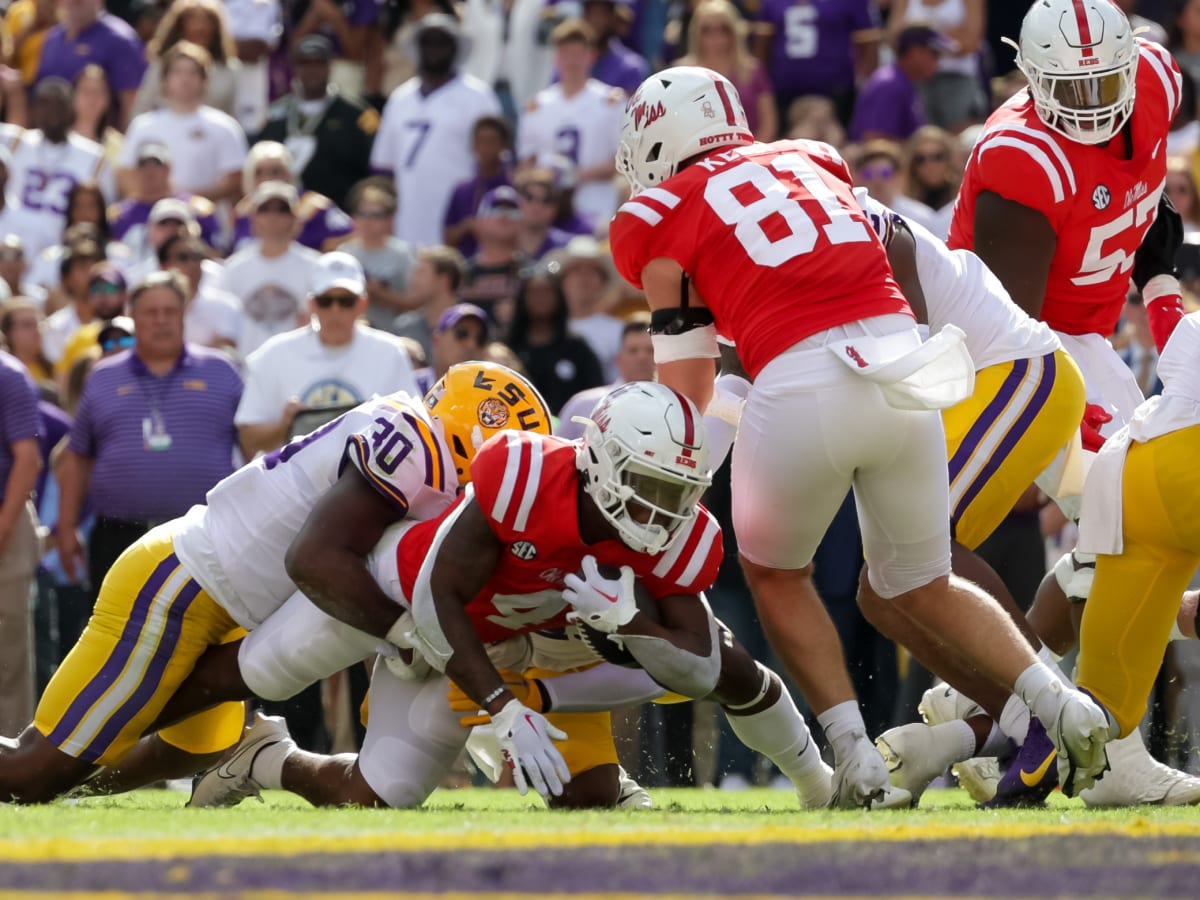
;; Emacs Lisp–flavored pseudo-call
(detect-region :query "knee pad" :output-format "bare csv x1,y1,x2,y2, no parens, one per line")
1053,551,1095,604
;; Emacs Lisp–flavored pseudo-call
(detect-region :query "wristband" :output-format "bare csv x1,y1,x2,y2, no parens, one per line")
482,685,508,708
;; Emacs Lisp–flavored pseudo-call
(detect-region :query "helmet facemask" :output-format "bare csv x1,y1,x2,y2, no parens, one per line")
1021,55,1137,145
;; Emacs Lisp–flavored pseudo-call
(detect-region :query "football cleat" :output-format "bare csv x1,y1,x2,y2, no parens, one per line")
1037,684,1112,796
616,766,653,810
793,755,835,811
982,718,1058,808
831,737,913,810
918,683,984,726
187,712,291,808
1080,730,1200,807
875,722,959,805
952,757,1001,804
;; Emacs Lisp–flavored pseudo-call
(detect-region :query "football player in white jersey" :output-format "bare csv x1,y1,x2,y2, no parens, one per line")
0,363,551,803
517,20,624,225
371,14,502,247
0,79,113,256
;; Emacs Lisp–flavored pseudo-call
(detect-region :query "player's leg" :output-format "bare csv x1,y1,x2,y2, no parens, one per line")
0,528,241,803
542,708,620,809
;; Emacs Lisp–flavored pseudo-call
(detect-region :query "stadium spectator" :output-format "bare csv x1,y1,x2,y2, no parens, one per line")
392,245,467,362
119,42,249,202
514,167,573,262
519,21,624,225
122,196,216,287
34,0,147,128
557,236,622,382
1,299,52,386
1167,156,1200,234
255,35,379,211
674,0,778,141
218,181,319,356
1169,0,1200,88
504,263,603,413
754,0,880,126
132,0,240,119
783,95,848,146
372,13,502,247
888,0,987,131
459,0,556,117
442,115,513,259
54,263,129,387
0,345,41,734
40,240,105,365
228,142,353,255
56,270,243,592
555,313,654,439
852,139,939,234
4,0,57,89
850,24,947,143
340,179,416,331
0,240,44,312
72,65,123,169
457,186,525,322
581,0,649,94
901,125,962,239
222,0,282,132
235,253,418,457
413,300,490,392
0,151,43,256
1167,69,1199,157
538,153,596,237
109,143,221,259
380,0,456,93
159,233,242,349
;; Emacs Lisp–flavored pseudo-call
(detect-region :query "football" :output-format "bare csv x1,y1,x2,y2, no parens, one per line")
575,563,660,668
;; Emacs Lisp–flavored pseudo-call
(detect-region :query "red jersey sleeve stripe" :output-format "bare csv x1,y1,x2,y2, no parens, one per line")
640,187,681,209
618,200,665,226
976,128,1073,203
490,432,530,527
673,513,721,587
512,436,544,532
1140,42,1182,121
651,515,692,578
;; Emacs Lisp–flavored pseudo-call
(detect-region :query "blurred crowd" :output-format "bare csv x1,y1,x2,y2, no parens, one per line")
1,0,1199,788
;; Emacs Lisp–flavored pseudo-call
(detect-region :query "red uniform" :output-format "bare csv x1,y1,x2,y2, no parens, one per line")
948,39,1182,337
394,431,723,644
609,139,911,380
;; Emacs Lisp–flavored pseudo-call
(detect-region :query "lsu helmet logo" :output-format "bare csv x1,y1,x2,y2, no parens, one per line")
477,397,510,428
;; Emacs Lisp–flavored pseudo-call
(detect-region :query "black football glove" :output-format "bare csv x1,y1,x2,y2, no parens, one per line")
1132,191,1184,292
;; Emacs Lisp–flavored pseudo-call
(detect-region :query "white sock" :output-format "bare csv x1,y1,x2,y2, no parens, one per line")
934,719,979,765
998,693,1032,745
816,700,868,764
727,691,828,783
249,736,298,789
980,722,1009,757
1037,644,1072,685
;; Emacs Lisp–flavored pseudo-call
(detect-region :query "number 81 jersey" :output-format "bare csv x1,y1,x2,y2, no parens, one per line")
609,139,910,380
948,39,1182,338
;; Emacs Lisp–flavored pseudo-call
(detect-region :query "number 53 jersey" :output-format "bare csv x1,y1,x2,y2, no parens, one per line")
609,139,910,380
948,39,1182,338
173,392,455,630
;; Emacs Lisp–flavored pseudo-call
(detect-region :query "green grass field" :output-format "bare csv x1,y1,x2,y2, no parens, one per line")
2,788,1200,897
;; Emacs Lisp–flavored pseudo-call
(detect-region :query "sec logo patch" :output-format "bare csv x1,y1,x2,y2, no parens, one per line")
1092,185,1111,211
511,541,537,561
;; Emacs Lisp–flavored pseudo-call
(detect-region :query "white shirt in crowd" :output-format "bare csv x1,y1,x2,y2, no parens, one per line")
518,80,624,223
120,107,249,194
186,284,244,348
570,312,623,382
0,125,114,253
222,0,282,132
218,242,319,356
372,74,501,247
235,323,419,424
0,200,57,261
41,304,81,364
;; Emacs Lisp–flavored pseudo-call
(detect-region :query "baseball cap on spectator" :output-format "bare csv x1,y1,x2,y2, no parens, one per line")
311,252,366,297
88,264,127,294
251,180,299,211
477,186,522,220
97,316,135,353
536,153,577,192
148,197,196,226
137,142,171,166
295,34,334,61
895,24,955,56
436,303,491,341
558,235,612,283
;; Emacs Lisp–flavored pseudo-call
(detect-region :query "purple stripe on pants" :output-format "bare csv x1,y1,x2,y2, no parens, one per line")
85,578,204,762
948,357,1030,485
47,551,181,748
952,353,1057,524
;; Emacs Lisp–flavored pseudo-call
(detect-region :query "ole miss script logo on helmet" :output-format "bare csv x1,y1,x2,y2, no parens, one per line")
632,99,665,130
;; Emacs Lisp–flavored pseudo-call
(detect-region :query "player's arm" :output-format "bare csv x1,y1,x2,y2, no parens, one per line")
640,257,719,414
1133,191,1187,353
882,219,928,325
972,190,1057,320
285,465,408,640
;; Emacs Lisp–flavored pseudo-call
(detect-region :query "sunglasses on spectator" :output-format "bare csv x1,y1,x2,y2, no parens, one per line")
167,251,204,263
860,164,896,180
914,151,948,165
256,202,293,215
521,190,557,205
355,207,393,219
314,293,358,309
89,281,123,295
101,334,135,352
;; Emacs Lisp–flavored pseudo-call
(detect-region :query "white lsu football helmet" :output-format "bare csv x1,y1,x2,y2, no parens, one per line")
576,382,712,555
617,66,754,195
1007,0,1138,145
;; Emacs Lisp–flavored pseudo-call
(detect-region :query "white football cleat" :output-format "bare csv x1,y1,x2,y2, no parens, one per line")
187,712,291,808
831,736,912,810
918,682,984,725
1036,685,1112,796
616,766,653,810
1081,730,1200,807
793,757,834,811
952,757,1001,804
875,723,960,805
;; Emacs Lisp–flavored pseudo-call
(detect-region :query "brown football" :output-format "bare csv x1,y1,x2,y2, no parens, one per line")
575,563,660,668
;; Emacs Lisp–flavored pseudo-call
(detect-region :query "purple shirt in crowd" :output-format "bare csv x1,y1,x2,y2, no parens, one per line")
757,0,876,100
849,63,923,141
109,195,222,254
592,38,649,95
36,400,72,505
35,13,147,93
229,192,353,254
0,350,40,505
68,345,242,521
443,170,512,258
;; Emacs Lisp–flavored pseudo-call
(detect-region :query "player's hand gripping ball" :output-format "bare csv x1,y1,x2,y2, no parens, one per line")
565,557,659,668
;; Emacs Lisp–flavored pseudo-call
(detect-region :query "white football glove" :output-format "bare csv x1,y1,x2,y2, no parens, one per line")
488,699,571,799
563,556,638,634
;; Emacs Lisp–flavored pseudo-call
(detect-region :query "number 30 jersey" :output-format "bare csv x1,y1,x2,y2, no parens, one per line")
174,393,454,630
948,39,1181,338
610,139,910,380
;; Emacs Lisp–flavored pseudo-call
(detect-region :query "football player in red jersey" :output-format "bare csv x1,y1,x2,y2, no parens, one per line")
945,0,1200,806
609,65,1116,805
187,382,836,810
